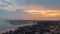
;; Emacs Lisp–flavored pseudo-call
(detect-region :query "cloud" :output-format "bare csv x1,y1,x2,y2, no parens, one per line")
0,0,60,20
0,0,60,12
0,2,3,4
0,0,42,12
0,4,60,20
0,0,15,11
1,5,16,11
1,11,60,20
0,0,26,11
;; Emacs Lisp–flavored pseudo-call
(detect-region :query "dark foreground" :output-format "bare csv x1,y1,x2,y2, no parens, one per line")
2,20,60,34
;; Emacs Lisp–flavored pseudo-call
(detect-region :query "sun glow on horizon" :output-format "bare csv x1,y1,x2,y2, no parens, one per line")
24,9,60,17
24,10,46,14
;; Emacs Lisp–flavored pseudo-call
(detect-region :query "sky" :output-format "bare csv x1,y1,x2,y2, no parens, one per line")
0,0,60,20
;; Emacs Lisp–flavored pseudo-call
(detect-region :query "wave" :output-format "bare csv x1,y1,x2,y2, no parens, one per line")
0,21,17,33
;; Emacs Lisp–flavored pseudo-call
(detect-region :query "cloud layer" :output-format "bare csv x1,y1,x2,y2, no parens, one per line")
0,0,60,20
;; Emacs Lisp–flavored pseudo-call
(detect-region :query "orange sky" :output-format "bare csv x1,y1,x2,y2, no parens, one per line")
23,5,60,18
1,4,60,20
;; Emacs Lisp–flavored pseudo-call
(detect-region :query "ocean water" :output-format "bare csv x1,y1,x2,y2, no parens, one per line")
0,20,35,33
0,21,17,33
